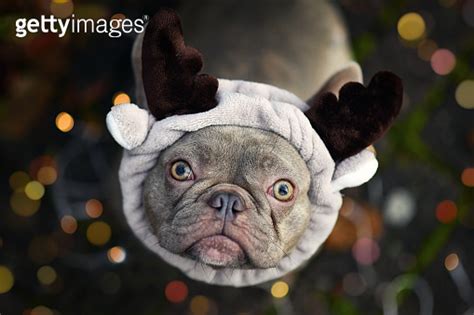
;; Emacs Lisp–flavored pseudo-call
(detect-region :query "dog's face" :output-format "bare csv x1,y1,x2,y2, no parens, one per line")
143,126,312,269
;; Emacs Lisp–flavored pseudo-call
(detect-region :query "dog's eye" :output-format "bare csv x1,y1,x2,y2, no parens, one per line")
272,180,294,202
170,161,194,181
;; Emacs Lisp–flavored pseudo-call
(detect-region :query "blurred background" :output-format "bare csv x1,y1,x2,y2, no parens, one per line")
1,0,474,314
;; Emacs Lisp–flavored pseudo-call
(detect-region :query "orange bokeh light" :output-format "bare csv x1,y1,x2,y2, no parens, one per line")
435,200,457,224
85,199,103,218
165,280,188,303
461,168,474,187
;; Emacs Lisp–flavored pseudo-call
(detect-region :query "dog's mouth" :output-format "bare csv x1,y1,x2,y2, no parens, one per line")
186,235,247,268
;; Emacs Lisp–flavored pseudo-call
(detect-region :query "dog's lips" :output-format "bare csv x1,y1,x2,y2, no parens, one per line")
188,235,246,267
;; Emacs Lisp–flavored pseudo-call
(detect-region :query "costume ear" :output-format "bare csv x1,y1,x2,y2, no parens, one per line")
106,104,153,150
142,8,218,120
304,69,403,162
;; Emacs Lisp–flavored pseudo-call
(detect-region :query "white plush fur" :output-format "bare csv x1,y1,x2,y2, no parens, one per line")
106,77,378,286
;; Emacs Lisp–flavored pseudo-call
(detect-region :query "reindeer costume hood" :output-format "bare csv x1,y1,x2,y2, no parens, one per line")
106,9,403,286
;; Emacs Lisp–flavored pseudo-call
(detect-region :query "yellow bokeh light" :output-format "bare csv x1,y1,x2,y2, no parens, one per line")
85,199,103,218
25,181,45,200
50,0,74,18
0,265,14,294
60,215,78,234
455,80,474,109
9,171,30,191
31,305,54,315
87,221,112,246
397,12,426,41
271,281,289,298
445,253,459,271
113,92,131,105
190,295,210,315
461,168,474,187
37,166,57,185
55,112,75,132
37,266,57,285
10,191,41,217
107,246,127,263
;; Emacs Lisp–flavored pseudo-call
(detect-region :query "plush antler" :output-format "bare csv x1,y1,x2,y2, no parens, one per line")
142,9,218,120
305,71,403,162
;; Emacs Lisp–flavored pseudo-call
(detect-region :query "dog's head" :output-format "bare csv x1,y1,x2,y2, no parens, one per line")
106,9,402,283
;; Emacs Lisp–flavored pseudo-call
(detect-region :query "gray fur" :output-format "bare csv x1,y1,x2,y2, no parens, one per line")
143,126,311,269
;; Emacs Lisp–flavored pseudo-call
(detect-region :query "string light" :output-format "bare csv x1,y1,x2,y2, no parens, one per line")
113,92,131,105
31,305,54,315
50,0,74,18
55,112,75,132
107,246,126,263
430,49,456,75
37,166,57,185
352,237,380,265
24,181,45,200
165,280,188,303
10,191,41,217
37,266,57,285
271,280,289,298
85,199,103,218
445,253,459,271
461,168,474,187
9,171,30,191
60,215,77,234
86,221,111,246
190,295,210,315
455,80,474,109
435,200,457,223
0,265,14,294
397,12,426,41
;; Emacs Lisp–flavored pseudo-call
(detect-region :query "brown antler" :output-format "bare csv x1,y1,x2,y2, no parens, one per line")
141,8,218,120
305,71,403,162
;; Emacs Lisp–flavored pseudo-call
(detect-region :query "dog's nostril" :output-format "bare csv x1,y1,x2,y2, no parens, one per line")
208,192,245,217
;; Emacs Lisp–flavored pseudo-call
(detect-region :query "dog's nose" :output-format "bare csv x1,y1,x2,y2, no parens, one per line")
208,192,245,219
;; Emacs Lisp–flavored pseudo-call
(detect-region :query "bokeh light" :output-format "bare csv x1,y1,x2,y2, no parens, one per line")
397,12,426,41
24,181,45,200
107,246,127,263
435,200,458,223
9,171,30,191
31,305,54,315
455,80,474,109
271,280,289,298
342,272,367,296
461,168,474,187
60,215,77,234
50,0,74,18
86,221,111,246
384,188,416,227
445,253,459,271
37,266,57,285
417,39,438,61
430,49,456,75
113,92,131,105
85,199,103,218
0,265,14,294
55,112,75,132
165,280,188,303
37,166,57,185
190,295,210,315
10,191,41,217
352,237,380,265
